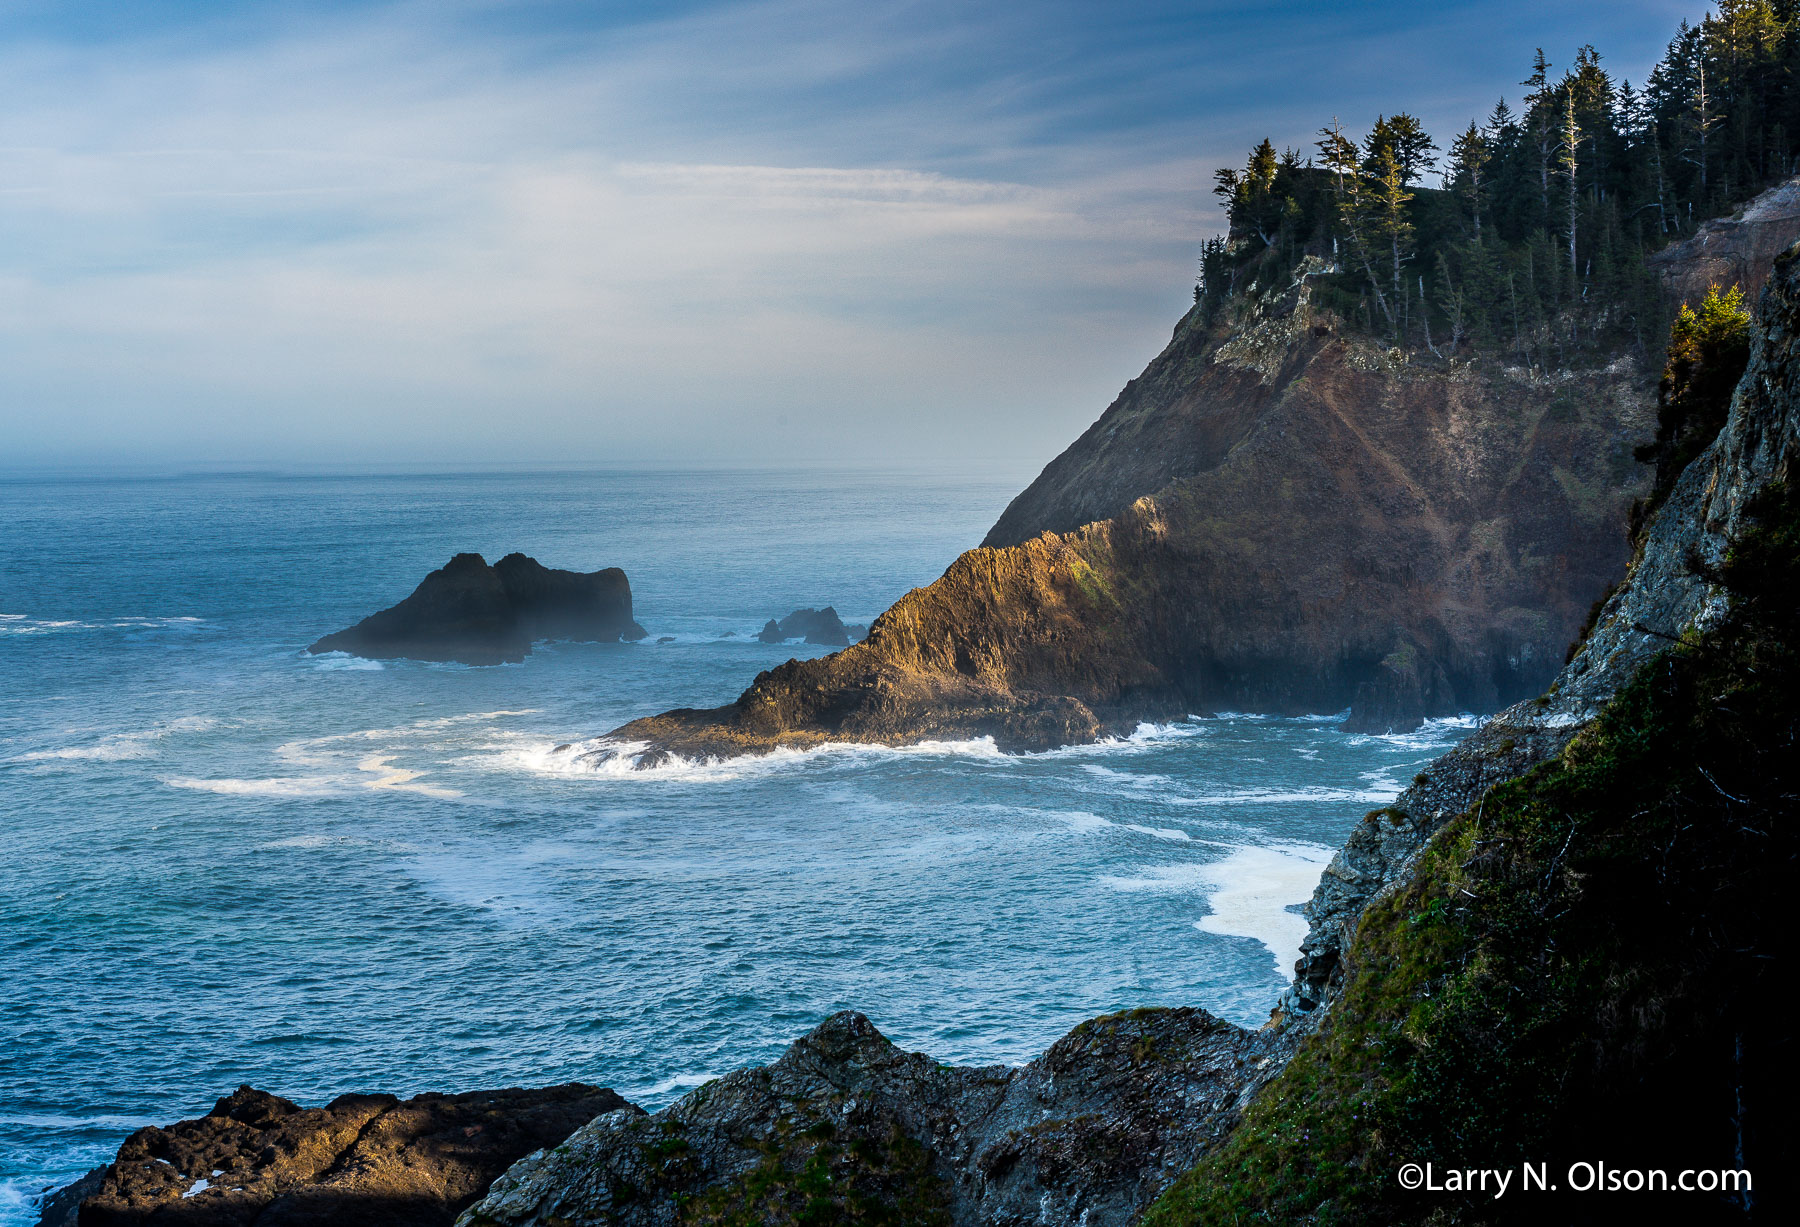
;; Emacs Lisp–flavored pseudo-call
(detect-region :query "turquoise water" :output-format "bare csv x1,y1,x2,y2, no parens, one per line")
0,469,1472,1221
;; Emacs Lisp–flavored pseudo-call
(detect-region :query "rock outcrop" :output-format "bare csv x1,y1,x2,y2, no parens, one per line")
40,1084,633,1227
585,280,1653,767
1649,174,1800,307
309,553,647,665
755,607,857,647
459,1009,1279,1227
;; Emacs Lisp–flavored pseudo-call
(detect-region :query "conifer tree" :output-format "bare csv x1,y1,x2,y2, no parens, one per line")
1448,122,1491,240
1561,87,1582,277
1524,49,1556,222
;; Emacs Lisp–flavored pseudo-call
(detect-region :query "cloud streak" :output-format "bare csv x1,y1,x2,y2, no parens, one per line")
0,0,1706,468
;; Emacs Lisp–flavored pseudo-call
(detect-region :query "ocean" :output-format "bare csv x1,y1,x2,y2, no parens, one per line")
0,468,1473,1221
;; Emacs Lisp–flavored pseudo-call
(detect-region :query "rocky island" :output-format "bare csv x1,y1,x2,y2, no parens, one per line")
755,607,864,647
308,553,648,665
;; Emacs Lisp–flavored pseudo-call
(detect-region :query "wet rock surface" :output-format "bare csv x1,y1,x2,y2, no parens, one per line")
308,552,647,665
460,1009,1278,1227
41,1084,632,1227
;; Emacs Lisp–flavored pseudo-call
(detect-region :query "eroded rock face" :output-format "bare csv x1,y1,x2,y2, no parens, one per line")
1649,174,1800,306
460,1010,1277,1227
592,294,1654,764
43,1084,633,1227
1284,236,1800,1018
308,553,648,665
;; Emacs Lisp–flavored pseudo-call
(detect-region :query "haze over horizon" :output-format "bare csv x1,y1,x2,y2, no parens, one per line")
1,0,1697,472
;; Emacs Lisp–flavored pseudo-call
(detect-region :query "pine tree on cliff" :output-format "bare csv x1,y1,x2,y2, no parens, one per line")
1561,86,1582,278
1319,121,1394,328
1524,49,1556,223
1363,113,1438,186
1367,142,1415,336
1448,121,1490,241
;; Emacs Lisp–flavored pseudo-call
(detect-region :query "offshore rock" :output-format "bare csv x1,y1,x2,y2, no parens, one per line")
1285,235,1800,1017
460,1009,1278,1227
42,1084,634,1227
309,552,648,665
755,607,854,647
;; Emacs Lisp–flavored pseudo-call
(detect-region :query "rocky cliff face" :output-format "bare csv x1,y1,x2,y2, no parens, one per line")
42,1084,632,1227
593,271,1652,766
1283,234,1800,1019
1649,175,1800,307
309,552,647,665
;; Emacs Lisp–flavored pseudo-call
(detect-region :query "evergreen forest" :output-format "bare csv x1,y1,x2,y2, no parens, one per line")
1198,1,1800,366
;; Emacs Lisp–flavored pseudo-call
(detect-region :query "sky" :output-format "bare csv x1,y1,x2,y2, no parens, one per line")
0,0,1704,472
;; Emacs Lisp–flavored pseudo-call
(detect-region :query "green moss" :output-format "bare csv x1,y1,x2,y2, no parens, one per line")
678,1115,950,1227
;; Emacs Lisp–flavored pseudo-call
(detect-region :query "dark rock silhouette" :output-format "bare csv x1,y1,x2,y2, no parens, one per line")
39,1084,634,1227
460,1009,1273,1227
308,553,647,665
755,607,854,647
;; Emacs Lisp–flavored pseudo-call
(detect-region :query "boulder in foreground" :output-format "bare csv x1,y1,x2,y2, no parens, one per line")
309,553,648,665
40,1083,634,1227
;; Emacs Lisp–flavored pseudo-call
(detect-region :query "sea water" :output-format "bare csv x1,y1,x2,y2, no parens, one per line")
0,468,1473,1220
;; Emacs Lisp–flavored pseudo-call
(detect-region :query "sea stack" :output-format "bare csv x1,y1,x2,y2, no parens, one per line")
308,552,648,665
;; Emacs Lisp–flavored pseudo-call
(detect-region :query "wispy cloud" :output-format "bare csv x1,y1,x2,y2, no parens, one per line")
0,0,1705,468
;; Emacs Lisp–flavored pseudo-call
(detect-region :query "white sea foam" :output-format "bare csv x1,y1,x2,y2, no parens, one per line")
1190,843,1335,977
15,716,217,764
1156,785,1399,808
1033,721,1209,760
1345,713,1483,750
308,651,384,670
356,754,463,798
195,711,539,798
1054,810,1115,833
510,716,1219,784
1100,842,1333,976
510,734,1012,782
164,775,349,798
641,1071,718,1098
1123,823,1192,841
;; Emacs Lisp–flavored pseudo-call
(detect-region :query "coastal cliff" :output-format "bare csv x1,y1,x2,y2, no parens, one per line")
1142,235,1800,1226
593,263,1659,767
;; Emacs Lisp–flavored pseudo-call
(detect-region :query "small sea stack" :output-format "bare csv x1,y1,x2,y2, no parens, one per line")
756,606,862,647
308,552,648,665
